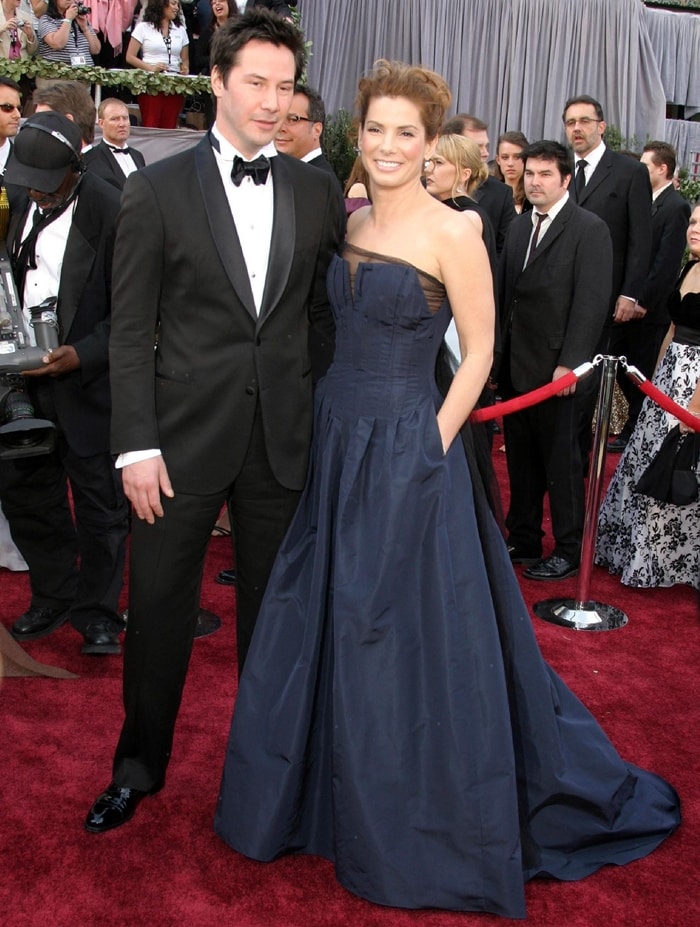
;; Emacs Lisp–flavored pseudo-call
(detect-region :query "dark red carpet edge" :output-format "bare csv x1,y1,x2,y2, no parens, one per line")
1,448,698,927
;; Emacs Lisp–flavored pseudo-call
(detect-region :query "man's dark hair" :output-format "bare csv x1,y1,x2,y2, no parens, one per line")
0,76,21,94
211,7,306,86
294,84,325,127
34,81,96,145
521,140,572,180
440,113,488,136
562,95,605,122
643,140,677,179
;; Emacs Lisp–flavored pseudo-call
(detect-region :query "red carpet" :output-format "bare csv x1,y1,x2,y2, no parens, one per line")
1,448,698,926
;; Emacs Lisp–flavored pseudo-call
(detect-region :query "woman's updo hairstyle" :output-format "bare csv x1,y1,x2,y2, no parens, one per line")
355,59,451,140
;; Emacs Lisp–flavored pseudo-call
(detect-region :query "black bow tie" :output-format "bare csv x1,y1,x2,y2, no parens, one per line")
107,145,131,155
231,154,270,187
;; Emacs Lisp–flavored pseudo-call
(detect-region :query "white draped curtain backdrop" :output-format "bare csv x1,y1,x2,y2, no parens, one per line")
300,0,699,168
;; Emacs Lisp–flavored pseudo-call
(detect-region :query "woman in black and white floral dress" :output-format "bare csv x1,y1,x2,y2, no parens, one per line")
596,204,700,589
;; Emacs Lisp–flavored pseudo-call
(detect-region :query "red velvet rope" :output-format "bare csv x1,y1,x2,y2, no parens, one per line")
469,369,581,423
633,377,700,433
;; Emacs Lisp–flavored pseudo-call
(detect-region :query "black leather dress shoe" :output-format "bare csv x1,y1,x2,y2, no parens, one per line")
506,545,541,565
81,621,122,656
216,568,237,586
523,555,579,581
85,784,148,833
11,605,69,641
606,435,628,453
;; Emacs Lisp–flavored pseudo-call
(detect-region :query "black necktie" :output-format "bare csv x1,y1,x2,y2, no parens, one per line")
525,212,548,266
575,159,588,200
231,155,270,187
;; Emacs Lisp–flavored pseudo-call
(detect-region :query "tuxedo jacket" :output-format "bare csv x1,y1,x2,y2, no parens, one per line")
572,146,652,311
639,184,691,325
7,172,121,456
109,138,343,495
499,198,612,394
84,140,146,192
472,175,516,254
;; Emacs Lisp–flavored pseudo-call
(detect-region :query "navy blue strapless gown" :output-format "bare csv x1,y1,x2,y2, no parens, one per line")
214,247,679,919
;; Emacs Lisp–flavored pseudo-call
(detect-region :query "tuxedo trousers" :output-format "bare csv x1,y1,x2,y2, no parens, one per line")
503,392,584,561
113,407,302,793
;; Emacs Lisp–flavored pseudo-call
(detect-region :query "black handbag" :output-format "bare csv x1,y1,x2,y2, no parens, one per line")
634,425,700,506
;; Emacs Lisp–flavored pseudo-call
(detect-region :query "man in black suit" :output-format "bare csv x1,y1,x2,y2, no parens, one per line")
85,9,342,834
616,141,692,447
563,95,652,454
84,99,146,192
499,141,612,580
0,112,128,653
441,113,516,253
274,84,336,175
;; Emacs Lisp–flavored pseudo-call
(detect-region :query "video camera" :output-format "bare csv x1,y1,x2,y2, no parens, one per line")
0,246,58,459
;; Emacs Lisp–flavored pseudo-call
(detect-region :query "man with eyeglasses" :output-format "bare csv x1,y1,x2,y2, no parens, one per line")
562,94,652,456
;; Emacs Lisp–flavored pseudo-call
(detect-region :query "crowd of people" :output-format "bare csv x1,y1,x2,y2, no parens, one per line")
0,3,698,919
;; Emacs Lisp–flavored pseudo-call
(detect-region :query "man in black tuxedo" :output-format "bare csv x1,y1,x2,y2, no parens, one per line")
563,95,652,454
499,141,612,580
85,9,343,834
617,141,692,446
441,112,516,253
1,112,128,653
84,99,146,192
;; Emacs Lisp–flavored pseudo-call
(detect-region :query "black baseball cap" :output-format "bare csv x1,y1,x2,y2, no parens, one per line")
4,111,83,193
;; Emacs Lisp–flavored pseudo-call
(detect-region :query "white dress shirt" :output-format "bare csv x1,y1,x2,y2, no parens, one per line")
20,201,75,344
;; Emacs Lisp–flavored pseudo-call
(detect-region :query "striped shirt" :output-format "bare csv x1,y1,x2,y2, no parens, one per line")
38,15,94,65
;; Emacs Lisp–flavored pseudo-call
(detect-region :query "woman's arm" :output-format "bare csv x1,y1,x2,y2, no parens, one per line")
76,13,99,55
126,34,166,72
436,211,495,452
40,12,75,51
179,40,188,74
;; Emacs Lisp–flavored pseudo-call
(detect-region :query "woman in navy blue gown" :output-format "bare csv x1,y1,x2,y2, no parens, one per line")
214,61,680,918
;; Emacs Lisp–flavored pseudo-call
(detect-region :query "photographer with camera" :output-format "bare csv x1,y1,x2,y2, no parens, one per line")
37,0,99,68
0,0,38,61
0,111,128,655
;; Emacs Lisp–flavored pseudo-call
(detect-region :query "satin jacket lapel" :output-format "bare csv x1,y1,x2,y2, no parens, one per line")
194,139,257,321
58,198,96,339
102,143,125,186
257,155,295,328
578,149,612,206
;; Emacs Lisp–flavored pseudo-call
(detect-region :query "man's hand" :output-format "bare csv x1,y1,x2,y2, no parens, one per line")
22,345,80,377
632,303,648,320
121,456,174,524
552,365,575,397
613,295,637,323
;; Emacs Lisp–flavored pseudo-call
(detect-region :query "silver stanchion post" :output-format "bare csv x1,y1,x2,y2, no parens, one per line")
534,355,628,631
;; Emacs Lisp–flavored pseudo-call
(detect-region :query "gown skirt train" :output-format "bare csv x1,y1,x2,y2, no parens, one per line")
214,249,680,919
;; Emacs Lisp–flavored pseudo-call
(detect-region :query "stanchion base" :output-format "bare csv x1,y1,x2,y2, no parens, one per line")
534,598,628,631
119,608,222,639
194,609,221,639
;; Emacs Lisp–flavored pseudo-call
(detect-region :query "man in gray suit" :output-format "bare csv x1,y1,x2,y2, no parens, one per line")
499,141,612,580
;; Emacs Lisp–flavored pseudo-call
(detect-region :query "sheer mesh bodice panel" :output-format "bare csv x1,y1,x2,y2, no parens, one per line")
342,243,446,314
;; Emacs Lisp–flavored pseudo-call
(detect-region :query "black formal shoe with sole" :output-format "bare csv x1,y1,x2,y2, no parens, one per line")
11,605,69,641
506,545,541,565
81,620,122,656
523,555,579,581
216,568,237,586
85,784,148,833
